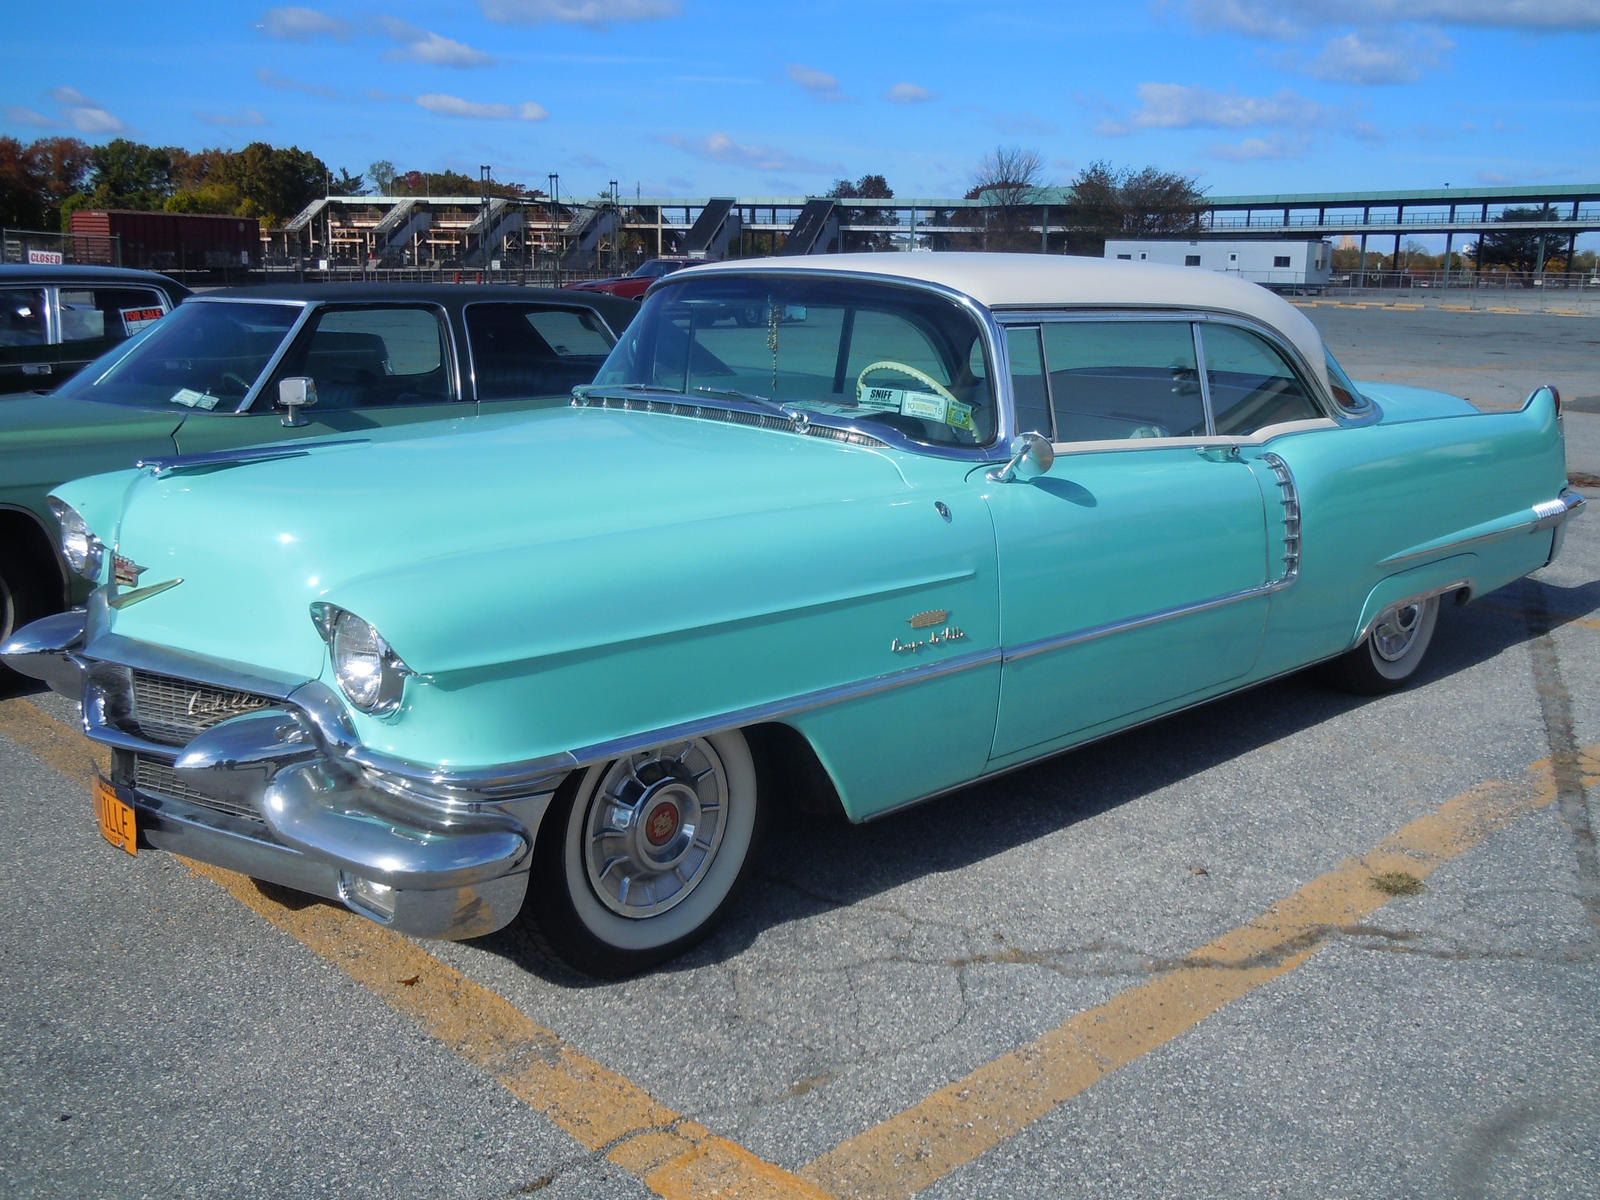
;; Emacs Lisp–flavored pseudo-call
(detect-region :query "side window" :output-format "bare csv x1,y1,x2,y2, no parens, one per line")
58,287,170,348
1004,326,1051,439
467,303,618,401
0,288,48,347
278,306,451,410
1201,324,1323,435
1040,321,1205,441
0,287,51,393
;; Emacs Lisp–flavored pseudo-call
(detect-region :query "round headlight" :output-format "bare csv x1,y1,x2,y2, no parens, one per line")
321,608,411,714
49,497,105,582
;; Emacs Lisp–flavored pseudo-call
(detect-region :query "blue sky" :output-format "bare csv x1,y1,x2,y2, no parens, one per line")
4,1,1599,203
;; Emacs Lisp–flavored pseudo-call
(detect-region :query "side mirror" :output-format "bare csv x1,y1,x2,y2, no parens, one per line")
987,431,1055,483
278,377,318,427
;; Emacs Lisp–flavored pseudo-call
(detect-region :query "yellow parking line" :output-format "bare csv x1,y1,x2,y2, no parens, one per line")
5,694,1593,1200
797,750,1597,1200
0,696,830,1200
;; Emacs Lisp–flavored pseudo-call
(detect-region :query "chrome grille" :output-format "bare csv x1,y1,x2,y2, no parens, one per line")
128,670,275,747
133,754,262,822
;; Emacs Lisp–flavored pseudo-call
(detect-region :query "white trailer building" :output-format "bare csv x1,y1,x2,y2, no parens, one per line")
1104,239,1333,291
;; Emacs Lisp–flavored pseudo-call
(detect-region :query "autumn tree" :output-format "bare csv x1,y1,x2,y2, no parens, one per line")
829,172,895,250
1063,160,1203,253
87,138,176,210
967,145,1046,250
1467,205,1558,278
0,136,92,227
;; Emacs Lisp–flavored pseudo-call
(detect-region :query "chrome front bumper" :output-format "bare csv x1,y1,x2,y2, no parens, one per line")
2,610,560,940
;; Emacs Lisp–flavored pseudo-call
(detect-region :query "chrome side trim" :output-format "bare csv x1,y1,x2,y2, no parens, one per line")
137,439,368,477
327,646,1005,794
1259,452,1302,584
1002,578,1284,666
1379,489,1586,566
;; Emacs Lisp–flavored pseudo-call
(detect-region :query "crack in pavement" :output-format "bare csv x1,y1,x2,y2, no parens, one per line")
1522,582,1600,928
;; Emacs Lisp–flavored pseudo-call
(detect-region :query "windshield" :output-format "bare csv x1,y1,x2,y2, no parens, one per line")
592,273,997,447
51,300,301,411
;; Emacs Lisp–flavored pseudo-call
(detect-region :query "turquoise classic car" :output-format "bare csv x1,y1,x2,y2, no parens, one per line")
3,253,1584,976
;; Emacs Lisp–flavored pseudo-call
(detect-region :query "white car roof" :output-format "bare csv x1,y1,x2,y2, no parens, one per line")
676,251,1333,392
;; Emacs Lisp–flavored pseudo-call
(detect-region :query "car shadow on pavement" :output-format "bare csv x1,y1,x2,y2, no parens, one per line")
483,573,1597,983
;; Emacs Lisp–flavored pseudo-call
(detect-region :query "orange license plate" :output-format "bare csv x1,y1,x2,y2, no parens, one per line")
93,777,137,855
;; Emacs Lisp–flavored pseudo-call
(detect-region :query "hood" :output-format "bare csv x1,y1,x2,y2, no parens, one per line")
1355,380,1478,422
85,405,915,681
0,394,182,503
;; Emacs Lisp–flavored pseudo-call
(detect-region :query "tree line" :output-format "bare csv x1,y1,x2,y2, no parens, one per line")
5,134,1578,272
0,138,544,233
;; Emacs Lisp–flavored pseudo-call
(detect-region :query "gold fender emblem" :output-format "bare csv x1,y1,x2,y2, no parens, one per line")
893,609,966,654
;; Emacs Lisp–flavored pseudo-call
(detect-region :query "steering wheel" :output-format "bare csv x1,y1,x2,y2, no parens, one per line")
855,361,960,408
218,370,253,396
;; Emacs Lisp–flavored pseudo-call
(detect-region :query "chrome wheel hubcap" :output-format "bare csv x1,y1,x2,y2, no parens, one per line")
582,740,727,919
1372,603,1423,662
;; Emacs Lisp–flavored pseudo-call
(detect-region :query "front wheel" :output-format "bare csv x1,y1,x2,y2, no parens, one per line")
521,730,762,977
1323,595,1440,695
0,559,49,691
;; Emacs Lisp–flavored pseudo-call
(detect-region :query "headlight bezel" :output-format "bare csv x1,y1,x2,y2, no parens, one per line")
49,497,106,582
310,602,413,716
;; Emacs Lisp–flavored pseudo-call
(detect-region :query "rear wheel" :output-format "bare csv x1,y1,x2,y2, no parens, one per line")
1324,595,1440,695
521,729,762,977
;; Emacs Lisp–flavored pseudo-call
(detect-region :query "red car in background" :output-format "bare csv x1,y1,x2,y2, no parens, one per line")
564,257,702,301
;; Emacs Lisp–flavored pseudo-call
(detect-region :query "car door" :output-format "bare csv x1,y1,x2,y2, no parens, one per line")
983,317,1275,763
170,302,470,454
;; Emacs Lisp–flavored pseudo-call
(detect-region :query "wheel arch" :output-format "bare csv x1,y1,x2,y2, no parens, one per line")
0,503,70,614
1350,557,1474,652
745,721,847,820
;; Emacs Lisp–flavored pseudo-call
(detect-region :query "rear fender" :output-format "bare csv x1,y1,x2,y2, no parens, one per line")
1351,555,1475,650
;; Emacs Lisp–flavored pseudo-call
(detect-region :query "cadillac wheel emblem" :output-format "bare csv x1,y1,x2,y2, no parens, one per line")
112,554,147,588
644,801,681,847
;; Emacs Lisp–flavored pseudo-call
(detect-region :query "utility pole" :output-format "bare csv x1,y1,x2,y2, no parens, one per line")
480,165,492,280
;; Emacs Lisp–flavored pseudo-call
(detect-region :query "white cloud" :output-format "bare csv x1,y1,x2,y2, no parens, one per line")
787,63,846,102
479,0,681,28
3,106,53,127
256,68,337,98
47,87,128,133
416,93,547,120
1184,0,1600,36
1100,82,1339,133
1305,31,1451,83
1208,133,1313,160
377,18,496,67
259,6,353,41
661,131,832,175
197,108,270,127
885,82,936,104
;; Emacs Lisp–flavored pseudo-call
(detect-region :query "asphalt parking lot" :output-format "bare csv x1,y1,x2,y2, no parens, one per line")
2,305,1597,1200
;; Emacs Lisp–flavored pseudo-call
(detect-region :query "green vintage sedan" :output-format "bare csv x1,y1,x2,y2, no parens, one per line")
0,282,637,662
4,253,1584,976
